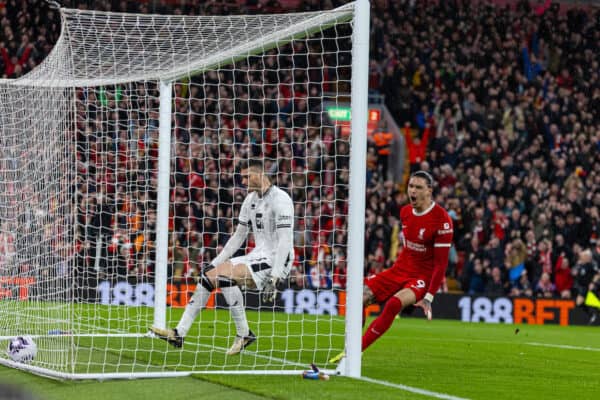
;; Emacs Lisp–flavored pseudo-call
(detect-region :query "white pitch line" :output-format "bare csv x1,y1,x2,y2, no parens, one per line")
358,376,471,400
418,337,600,351
525,342,600,352
158,335,310,369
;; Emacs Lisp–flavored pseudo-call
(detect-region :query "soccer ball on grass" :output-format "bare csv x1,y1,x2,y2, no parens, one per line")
6,336,37,363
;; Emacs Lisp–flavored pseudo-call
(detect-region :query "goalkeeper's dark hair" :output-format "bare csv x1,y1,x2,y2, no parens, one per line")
410,170,434,188
246,159,264,171
236,159,264,172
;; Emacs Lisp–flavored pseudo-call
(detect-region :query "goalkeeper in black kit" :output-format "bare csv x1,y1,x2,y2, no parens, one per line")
151,160,295,355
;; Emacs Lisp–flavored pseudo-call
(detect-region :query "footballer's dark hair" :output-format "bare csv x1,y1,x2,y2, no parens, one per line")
237,159,264,172
247,159,264,170
410,170,434,188
237,159,273,181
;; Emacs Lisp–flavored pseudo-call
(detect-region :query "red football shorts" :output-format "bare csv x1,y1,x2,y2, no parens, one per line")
365,267,429,303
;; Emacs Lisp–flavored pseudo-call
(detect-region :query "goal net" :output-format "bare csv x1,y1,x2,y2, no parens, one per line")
0,1,368,379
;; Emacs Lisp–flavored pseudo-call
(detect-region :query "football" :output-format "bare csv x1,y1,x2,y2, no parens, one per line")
6,336,37,363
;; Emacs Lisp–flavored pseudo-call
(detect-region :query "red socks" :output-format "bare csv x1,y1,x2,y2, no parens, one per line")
362,296,402,351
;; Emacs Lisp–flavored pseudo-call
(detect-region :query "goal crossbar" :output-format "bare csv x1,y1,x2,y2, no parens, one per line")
17,4,355,87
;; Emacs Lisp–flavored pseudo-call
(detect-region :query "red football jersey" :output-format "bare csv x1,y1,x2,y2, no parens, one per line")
395,202,453,295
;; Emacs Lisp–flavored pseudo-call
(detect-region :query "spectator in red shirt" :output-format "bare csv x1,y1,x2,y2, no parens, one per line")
554,255,573,299
404,122,430,173
1,39,32,77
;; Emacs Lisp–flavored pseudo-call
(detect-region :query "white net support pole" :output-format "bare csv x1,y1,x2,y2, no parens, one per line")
345,0,369,379
153,80,173,330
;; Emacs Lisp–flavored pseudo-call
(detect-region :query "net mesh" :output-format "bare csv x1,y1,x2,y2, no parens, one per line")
20,4,354,86
0,2,356,377
0,83,74,372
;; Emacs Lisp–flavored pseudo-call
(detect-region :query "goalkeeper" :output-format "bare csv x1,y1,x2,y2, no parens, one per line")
151,160,295,355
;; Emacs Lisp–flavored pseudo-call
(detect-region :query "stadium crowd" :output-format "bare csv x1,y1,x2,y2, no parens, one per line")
1,0,599,315
365,0,600,317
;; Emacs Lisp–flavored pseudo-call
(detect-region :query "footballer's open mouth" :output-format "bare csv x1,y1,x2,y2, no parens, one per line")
409,195,417,203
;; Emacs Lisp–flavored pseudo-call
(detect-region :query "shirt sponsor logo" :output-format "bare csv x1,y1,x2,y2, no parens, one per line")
406,240,427,252
437,229,453,235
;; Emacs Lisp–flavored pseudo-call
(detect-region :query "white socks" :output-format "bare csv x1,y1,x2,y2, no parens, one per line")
222,286,250,337
176,284,211,337
176,284,249,338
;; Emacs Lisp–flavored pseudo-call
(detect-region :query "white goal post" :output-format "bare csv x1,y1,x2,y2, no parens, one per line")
0,0,369,379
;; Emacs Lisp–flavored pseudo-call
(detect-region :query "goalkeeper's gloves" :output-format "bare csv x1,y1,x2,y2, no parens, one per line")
200,262,215,273
262,276,281,303
193,262,215,284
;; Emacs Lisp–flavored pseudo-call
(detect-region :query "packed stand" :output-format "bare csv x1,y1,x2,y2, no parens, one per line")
15,0,354,292
365,0,600,316
2,0,600,312
0,0,60,79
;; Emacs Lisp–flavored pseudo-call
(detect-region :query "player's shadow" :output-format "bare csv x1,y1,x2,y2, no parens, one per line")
0,383,40,400
400,305,424,318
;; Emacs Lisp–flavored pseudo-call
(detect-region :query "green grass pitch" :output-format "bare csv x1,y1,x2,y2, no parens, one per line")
1,305,598,400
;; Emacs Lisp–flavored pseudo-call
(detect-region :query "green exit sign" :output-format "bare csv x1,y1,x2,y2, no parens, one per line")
327,106,352,121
